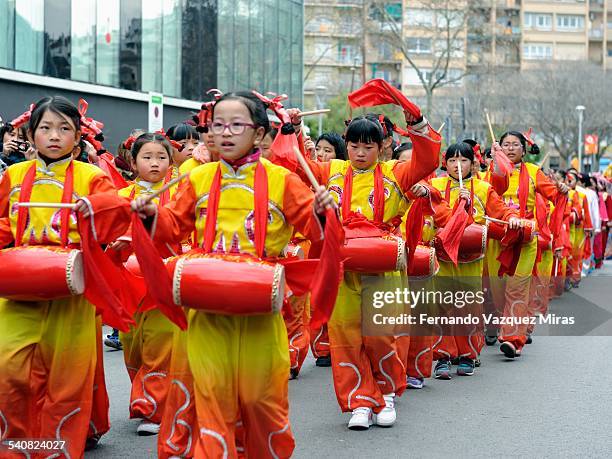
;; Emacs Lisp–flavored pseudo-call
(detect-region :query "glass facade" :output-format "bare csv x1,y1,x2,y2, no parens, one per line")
0,0,303,105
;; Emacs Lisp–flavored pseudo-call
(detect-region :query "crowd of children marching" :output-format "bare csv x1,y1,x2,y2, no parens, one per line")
0,81,610,458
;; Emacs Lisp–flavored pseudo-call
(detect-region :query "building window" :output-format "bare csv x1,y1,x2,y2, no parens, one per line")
0,0,16,69
524,13,552,31
96,0,120,87
523,43,553,60
43,0,71,79
119,0,142,91
434,38,464,58
406,37,432,54
71,0,96,83
556,14,584,31
15,0,45,74
405,9,433,27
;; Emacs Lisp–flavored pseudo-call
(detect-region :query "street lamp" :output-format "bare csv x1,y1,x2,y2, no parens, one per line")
315,85,327,136
576,105,585,172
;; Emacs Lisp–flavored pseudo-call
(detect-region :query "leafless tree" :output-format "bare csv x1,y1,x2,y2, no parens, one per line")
369,0,474,115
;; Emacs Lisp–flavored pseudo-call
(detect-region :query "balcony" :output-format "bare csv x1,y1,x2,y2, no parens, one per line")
305,0,363,7
497,0,521,11
589,26,604,40
589,0,605,12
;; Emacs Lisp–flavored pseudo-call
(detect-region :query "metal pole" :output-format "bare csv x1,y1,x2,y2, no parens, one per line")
576,105,585,172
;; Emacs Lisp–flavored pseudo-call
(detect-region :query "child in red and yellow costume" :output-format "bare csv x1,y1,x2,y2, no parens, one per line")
0,96,131,458
129,92,338,459
487,132,568,358
430,142,519,377
283,108,441,430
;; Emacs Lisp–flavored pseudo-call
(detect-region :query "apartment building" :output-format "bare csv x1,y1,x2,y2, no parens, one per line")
303,0,403,109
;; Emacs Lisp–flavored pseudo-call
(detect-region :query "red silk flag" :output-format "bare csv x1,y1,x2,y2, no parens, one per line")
309,208,345,330
436,198,470,265
79,214,135,332
348,78,421,119
98,153,129,189
269,126,300,172
131,213,188,330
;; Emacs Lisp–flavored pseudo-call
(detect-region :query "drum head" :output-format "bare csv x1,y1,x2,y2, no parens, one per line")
67,250,85,295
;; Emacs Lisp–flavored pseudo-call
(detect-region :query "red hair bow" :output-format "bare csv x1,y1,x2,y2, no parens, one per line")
155,129,183,151
251,91,292,125
78,99,105,140
523,127,535,146
123,135,137,151
9,104,36,129
194,89,223,132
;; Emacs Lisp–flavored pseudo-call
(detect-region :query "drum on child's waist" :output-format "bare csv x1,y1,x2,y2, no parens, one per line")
341,235,406,273
0,246,84,301
435,223,488,263
169,252,285,315
407,245,439,279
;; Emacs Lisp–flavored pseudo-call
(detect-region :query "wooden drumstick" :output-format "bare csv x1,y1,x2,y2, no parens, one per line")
458,162,464,189
299,109,331,117
438,122,445,133
485,216,509,226
484,109,495,143
141,173,189,204
293,146,320,188
16,202,77,209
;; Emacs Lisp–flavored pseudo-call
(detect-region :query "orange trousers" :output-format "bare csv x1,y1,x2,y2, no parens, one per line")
88,317,110,440
486,238,538,351
309,323,330,358
128,309,177,423
396,335,433,379
158,326,196,459
120,312,143,383
568,225,585,285
0,296,97,459
283,294,310,376
187,311,294,459
432,259,485,361
328,272,406,414
528,249,554,335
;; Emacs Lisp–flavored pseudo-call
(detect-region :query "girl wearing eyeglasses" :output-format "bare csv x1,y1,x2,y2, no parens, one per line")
129,91,336,458
486,131,568,359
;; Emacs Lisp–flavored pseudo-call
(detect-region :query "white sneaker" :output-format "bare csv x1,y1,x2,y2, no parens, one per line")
375,393,396,427
347,407,373,430
136,420,160,436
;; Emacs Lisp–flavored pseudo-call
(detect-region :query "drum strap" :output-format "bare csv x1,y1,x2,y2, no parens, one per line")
16,161,74,247
203,162,268,258
342,163,384,223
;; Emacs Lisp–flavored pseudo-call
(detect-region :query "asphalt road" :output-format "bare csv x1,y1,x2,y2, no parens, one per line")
89,263,612,458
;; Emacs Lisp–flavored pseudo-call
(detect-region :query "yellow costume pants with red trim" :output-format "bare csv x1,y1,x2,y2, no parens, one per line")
128,309,177,423
528,249,554,335
328,272,406,414
283,294,310,376
486,238,538,351
120,312,143,382
569,225,585,285
158,324,196,459
0,296,97,459
309,323,330,358
432,259,484,361
187,310,294,459
88,316,110,440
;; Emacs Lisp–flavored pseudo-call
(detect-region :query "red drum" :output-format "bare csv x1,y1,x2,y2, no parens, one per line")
436,223,488,263
170,253,285,315
0,246,84,301
407,245,439,278
341,235,406,273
